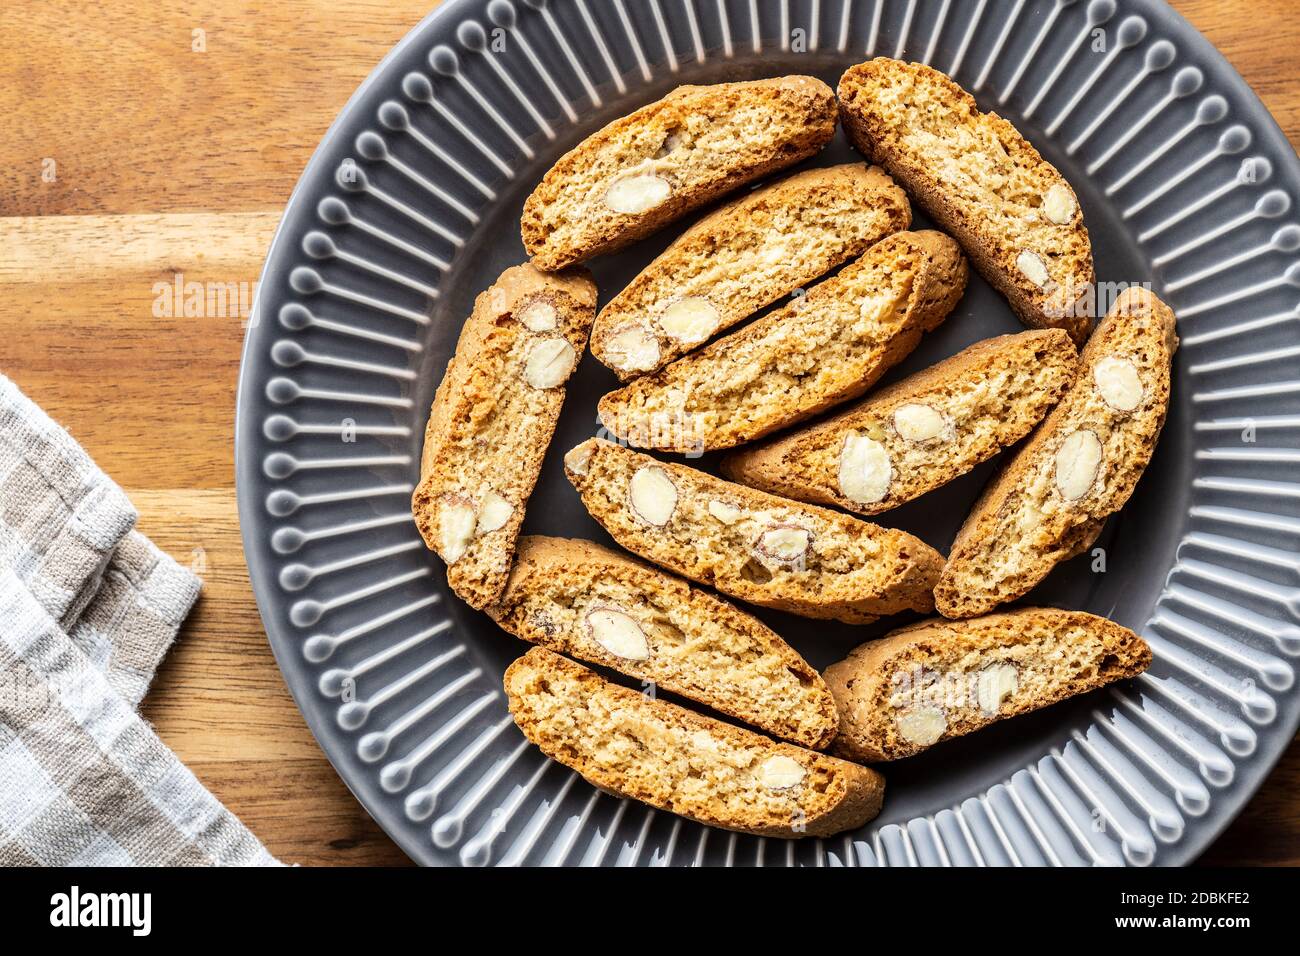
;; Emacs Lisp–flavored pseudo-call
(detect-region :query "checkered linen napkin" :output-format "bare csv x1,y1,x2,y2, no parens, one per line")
0,373,277,866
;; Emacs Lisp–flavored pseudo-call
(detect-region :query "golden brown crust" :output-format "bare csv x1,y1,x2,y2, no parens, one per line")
721,330,1079,514
411,263,597,608
838,58,1094,343
490,536,839,748
590,163,911,378
596,231,969,453
563,438,945,624
522,76,838,270
824,608,1152,761
935,288,1178,618
505,648,885,837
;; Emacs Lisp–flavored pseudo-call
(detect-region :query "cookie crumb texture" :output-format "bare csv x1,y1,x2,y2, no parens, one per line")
597,230,968,452
824,608,1152,761
521,76,838,271
936,288,1178,619
491,536,839,748
565,438,944,624
838,58,1094,343
505,648,885,838
411,264,598,609
722,329,1079,514
590,163,911,378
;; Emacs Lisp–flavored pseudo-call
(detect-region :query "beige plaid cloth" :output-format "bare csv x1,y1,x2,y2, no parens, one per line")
0,373,277,865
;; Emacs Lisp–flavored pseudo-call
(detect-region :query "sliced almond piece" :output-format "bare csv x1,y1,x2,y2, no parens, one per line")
438,495,477,564
892,403,947,442
628,465,678,526
1016,250,1051,288
1093,356,1144,412
564,442,594,477
604,323,661,373
584,607,651,661
524,338,577,390
1054,429,1103,501
707,499,743,525
977,664,1019,715
839,431,892,504
518,299,557,331
756,754,806,790
756,526,810,566
1042,184,1078,225
606,173,672,215
689,729,721,753
896,707,947,746
658,297,720,344
476,491,513,534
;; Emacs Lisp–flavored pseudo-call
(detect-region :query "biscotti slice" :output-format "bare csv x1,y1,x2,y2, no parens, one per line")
491,536,837,748
597,231,968,453
935,288,1178,619
824,609,1151,762
564,438,944,624
591,163,911,379
506,648,885,837
412,263,597,609
522,76,838,271
721,330,1078,515
838,58,1094,343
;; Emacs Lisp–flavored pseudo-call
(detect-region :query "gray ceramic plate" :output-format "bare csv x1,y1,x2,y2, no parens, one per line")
236,0,1300,866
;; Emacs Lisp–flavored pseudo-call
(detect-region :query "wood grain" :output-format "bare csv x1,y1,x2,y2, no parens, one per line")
1,1,438,217
0,0,1295,867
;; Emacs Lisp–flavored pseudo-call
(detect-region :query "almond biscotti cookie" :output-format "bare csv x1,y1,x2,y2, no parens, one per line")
721,330,1078,515
564,438,944,624
506,648,885,837
412,263,597,609
491,536,837,748
597,231,968,453
591,163,911,379
935,288,1178,619
522,77,838,271
824,609,1151,762
838,58,1094,343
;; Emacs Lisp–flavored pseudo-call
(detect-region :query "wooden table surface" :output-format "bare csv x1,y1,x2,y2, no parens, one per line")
2,0,1296,866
